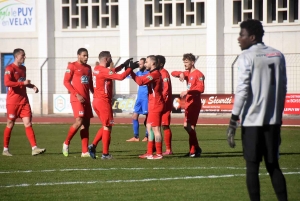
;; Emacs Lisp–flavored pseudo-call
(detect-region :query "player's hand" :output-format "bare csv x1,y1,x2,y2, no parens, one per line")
33,86,39,93
23,80,31,85
76,94,85,103
180,91,187,98
227,115,239,148
129,61,139,70
179,73,185,82
122,58,133,67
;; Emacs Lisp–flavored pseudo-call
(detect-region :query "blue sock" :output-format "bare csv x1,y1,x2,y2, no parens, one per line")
132,119,139,138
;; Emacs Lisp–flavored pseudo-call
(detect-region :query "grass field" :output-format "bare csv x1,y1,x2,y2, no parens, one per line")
0,124,299,201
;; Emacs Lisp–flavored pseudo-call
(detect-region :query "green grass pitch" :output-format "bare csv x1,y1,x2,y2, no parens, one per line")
0,124,299,201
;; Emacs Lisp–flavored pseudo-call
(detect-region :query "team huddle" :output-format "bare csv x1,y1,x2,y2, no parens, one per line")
61,51,205,160
2,19,288,200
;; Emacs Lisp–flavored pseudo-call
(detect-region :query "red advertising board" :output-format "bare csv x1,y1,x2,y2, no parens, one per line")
283,94,300,115
172,94,300,115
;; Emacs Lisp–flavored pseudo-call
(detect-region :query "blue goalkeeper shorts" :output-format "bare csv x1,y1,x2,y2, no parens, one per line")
133,99,148,115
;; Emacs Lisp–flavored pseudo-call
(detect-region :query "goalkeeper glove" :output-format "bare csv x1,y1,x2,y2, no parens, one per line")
121,58,133,68
227,114,239,148
129,61,139,70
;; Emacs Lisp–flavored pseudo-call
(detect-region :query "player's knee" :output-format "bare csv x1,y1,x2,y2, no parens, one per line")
24,122,32,127
6,120,15,128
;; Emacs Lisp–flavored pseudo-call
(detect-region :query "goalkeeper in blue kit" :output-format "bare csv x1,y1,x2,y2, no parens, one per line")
126,58,149,142
227,19,288,201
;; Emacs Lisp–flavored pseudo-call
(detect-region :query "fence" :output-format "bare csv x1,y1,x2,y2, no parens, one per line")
0,54,299,114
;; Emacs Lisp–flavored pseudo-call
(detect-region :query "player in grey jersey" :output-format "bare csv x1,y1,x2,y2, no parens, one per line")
227,19,287,201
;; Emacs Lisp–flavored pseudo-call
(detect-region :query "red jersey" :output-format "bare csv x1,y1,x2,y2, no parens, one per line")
4,63,34,105
131,69,164,113
93,65,131,101
160,68,173,111
171,69,205,106
63,62,94,103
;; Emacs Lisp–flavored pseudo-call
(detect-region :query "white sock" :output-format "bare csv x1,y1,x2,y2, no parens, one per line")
3,147,8,151
63,143,69,149
32,146,37,150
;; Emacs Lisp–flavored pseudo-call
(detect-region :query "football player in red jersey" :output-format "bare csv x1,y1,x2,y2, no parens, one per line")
171,53,205,157
3,48,46,156
88,51,133,160
63,48,94,157
156,55,173,155
131,55,164,160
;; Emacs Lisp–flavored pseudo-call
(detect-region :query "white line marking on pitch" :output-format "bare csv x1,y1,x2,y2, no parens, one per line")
0,172,299,188
0,166,299,174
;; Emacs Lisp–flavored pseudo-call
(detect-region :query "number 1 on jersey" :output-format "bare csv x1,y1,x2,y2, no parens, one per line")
268,63,275,86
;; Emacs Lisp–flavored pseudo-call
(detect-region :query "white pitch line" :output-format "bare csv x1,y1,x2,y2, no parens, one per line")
0,167,246,174
0,166,299,174
1,172,299,188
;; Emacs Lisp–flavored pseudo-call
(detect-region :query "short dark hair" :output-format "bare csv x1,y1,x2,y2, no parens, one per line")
77,48,88,55
13,48,24,58
98,51,111,60
156,55,166,66
140,58,146,63
183,53,196,62
147,55,157,65
240,19,264,41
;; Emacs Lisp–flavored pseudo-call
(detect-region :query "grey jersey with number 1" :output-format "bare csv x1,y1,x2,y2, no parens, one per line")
232,43,287,126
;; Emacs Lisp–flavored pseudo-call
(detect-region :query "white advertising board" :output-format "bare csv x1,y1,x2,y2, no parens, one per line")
0,94,33,113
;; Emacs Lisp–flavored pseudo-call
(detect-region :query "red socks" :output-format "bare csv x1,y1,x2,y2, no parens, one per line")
102,129,111,155
163,129,172,151
25,126,37,147
92,127,103,146
3,127,12,148
64,126,78,145
147,141,154,155
155,142,162,155
80,129,89,153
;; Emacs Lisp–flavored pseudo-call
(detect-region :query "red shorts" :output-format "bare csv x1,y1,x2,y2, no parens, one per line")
184,101,201,126
71,101,93,118
147,112,162,127
161,109,171,126
93,98,114,126
6,104,32,120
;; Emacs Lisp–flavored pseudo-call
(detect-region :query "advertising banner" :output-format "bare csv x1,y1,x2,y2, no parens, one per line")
0,94,33,113
173,93,300,115
0,0,36,32
53,94,137,114
172,94,234,113
112,94,137,113
284,94,300,115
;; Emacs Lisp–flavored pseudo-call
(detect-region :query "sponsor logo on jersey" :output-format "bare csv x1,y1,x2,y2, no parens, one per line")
81,75,89,84
93,70,99,74
163,78,169,82
199,76,205,81
18,77,26,82
4,71,10,75
9,114,15,119
266,52,281,57
147,75,153,80
66,69,71,73
79,111,84,116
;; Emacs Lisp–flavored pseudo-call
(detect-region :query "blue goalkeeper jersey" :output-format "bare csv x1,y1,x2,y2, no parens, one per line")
136,70,149,100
